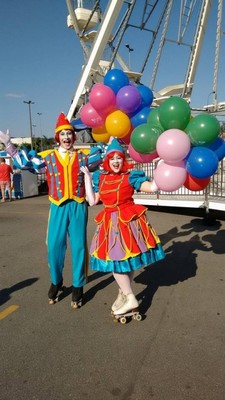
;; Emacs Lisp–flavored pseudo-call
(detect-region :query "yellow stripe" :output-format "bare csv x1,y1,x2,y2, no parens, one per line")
0,305,19,320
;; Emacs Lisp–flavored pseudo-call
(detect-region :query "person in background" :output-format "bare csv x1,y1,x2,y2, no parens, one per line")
81,138,165,320
0,157,13,202
0,113,92,309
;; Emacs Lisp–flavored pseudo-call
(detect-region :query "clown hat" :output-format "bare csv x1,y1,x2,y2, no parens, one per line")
55,113,74,134
106,138,125,156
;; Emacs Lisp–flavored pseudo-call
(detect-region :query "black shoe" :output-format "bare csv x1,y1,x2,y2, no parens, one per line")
71,286,83,309
48,280,63,304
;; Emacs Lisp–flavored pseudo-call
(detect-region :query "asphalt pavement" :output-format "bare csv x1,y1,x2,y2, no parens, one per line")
0,195,224,400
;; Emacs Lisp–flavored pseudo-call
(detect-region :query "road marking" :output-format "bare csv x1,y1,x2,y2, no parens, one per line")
0,305,19,320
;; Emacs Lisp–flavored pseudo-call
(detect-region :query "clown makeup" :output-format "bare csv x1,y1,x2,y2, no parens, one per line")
109,153,124,173
59,130,74,150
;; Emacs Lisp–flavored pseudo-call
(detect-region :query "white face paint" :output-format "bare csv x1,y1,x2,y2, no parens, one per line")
109,153,124,173
59,130,74,150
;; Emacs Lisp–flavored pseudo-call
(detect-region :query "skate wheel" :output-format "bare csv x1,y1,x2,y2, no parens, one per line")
119,316,127,324
134,313,142,322
71,300,82,309
48,297,58,305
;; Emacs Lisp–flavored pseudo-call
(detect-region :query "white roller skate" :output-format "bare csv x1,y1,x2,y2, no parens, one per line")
48,281,64,304
111,289,126,313
112,293,142,324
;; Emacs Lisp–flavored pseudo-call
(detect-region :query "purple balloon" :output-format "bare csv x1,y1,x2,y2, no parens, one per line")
116,85,141,114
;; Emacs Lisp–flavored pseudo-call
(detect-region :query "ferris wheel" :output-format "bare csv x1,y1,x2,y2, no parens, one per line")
65,0,225,121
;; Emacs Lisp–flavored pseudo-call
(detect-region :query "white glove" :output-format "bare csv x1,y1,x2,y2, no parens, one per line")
80,166,96,206
0,129,11,146
150,179,159,192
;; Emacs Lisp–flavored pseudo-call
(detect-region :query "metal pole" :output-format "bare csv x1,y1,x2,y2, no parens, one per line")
125,44,134,68
24,100,34,150
37,112,43,151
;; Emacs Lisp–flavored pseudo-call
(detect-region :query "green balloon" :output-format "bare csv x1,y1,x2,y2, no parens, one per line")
159,97,191,130
147,108,164,130
185,114,220,146
130,123,162,154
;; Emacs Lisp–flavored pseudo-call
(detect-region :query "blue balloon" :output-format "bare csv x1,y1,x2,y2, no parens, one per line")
71,118,88,130
130,107,151,128
207,137,225,161
136,85,154,108
186,147,219,179
104,69,129,94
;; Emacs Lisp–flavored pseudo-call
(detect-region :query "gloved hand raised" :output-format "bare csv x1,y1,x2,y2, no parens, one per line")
80,165,92,177
80,166,96,206
0,129,11,146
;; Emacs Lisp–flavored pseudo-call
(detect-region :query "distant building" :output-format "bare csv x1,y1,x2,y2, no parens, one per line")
11,137,31,146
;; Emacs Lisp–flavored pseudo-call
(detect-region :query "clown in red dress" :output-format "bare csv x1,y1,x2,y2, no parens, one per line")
81,138,165,318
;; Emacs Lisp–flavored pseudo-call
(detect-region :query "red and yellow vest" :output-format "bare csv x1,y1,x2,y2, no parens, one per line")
41,149,87,206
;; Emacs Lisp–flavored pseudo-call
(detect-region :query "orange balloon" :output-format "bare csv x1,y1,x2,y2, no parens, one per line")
92,124,107,135
105,110,131,138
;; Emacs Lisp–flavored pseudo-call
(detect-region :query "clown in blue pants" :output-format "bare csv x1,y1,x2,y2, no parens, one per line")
47,200,88,303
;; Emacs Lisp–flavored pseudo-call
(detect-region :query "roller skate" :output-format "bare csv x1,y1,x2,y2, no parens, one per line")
111,289,126,313
71,286,83,309
112,293,142,324
48,280,64,304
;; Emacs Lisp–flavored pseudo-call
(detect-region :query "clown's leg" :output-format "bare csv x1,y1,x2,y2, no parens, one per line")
112,272,134,312
48,280,64,304
68,202,88,308
46,203,68,302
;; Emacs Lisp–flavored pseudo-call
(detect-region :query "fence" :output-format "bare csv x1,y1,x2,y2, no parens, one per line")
131,158,225,213
38,144,225,213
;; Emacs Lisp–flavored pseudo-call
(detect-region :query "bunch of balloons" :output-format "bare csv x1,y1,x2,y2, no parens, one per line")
132,95,224,192
80,68,153,144
80,68,225,192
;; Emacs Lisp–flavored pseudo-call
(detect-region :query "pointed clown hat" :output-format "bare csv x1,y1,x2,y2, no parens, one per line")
106,138,125,156
55,112,74,134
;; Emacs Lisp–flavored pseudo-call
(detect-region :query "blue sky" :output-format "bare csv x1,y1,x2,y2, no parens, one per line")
0,0,224,139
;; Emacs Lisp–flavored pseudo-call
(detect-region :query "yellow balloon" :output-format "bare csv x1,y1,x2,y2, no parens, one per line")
105,110,131,138
92,128,111,143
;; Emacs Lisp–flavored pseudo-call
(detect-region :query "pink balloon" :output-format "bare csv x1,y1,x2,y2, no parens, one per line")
128,143,158,163
154,160,187,191
89,83,116,114
156,129,191,162
80,102,105,128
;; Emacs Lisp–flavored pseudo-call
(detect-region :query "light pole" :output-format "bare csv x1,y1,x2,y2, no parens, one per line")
37,112,43,150
125,43,134,68
23,100,35,150
37,112,43,135
32,125,37,150
37,113,43,151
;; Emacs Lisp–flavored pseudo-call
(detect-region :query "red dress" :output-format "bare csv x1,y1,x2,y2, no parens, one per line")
90,170,165,273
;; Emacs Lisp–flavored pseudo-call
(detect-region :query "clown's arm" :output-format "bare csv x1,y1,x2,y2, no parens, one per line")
140,179,159,193
0,130,46,173
80,166,99,206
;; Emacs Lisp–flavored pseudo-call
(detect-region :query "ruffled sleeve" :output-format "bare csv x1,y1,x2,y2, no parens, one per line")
128,170,149,191
92,169,101,193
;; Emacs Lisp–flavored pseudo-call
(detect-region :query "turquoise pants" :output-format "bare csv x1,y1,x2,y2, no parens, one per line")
46,200,88,287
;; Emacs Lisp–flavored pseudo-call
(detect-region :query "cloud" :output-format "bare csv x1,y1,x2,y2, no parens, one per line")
6,93,24,99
